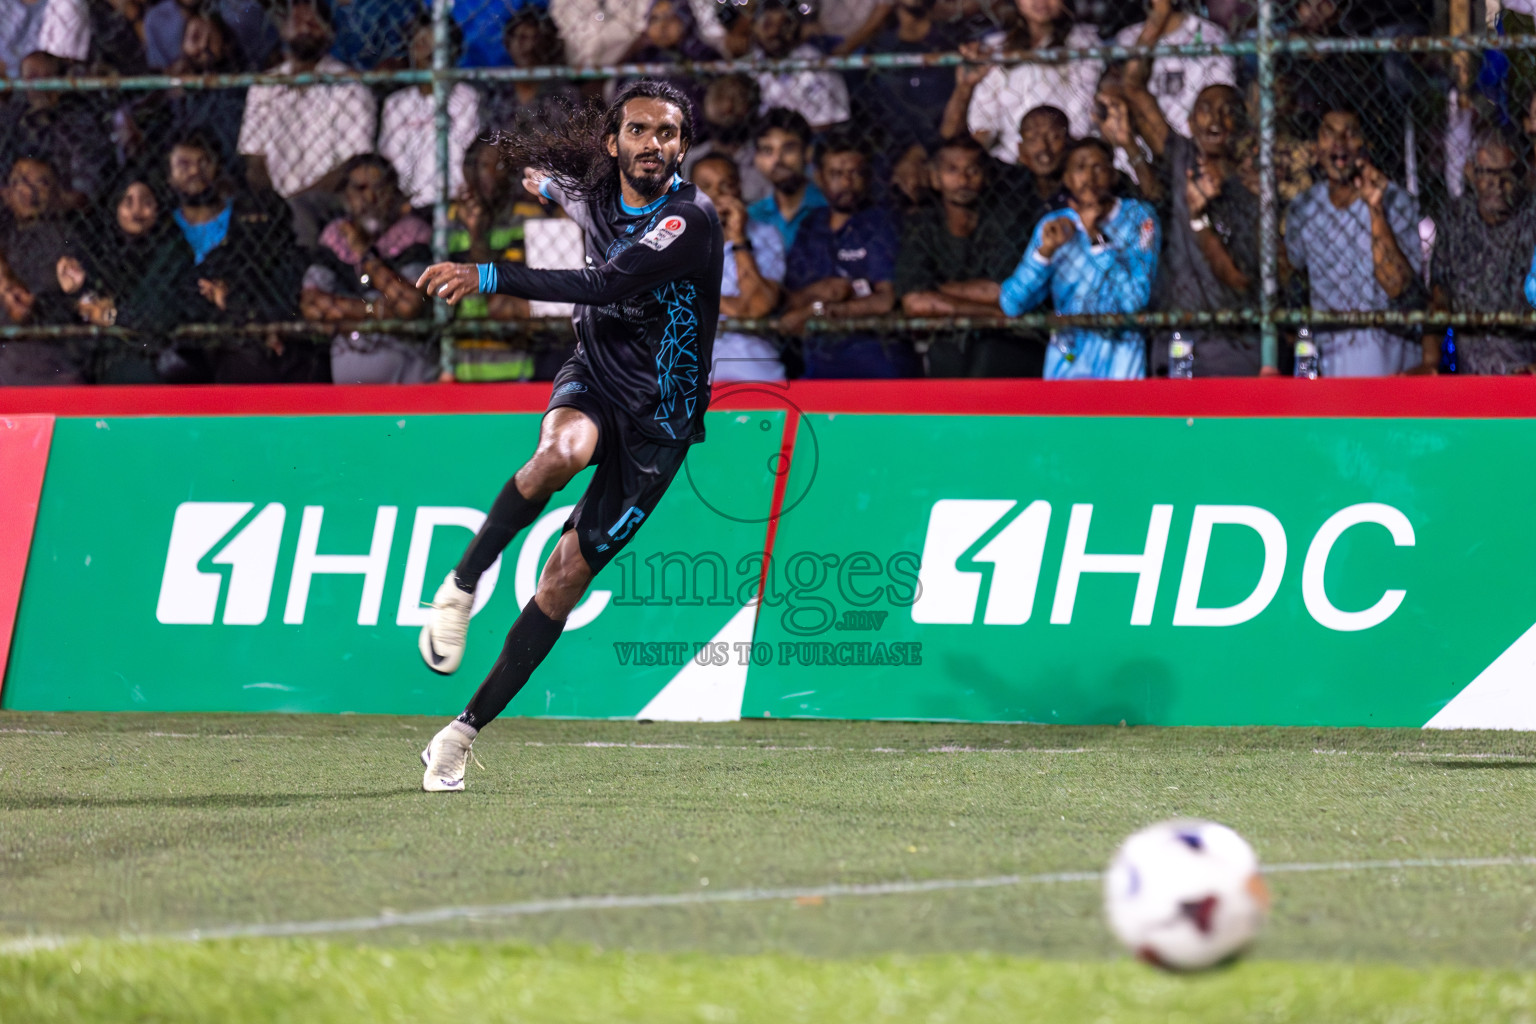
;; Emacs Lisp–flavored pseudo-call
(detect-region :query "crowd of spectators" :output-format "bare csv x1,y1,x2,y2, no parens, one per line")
0,0,1531,386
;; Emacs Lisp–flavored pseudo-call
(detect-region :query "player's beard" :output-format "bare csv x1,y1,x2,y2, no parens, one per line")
620,150,679,202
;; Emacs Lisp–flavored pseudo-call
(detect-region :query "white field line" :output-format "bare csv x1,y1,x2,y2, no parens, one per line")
6,854,1536,953
1312,749,1536,760
522,739,1099,758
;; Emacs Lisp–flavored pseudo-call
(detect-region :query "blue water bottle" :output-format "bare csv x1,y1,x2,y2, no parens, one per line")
1439,327,1457,374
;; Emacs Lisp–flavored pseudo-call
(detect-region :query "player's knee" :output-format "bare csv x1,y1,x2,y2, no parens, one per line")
521,449,583,495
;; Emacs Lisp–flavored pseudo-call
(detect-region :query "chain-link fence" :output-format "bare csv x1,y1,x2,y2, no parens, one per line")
0,0,1529,384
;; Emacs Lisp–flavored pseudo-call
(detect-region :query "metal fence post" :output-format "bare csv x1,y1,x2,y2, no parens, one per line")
432,0,454,378
1257,0,1279,374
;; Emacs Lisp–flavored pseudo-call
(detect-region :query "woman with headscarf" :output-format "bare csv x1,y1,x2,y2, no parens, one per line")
56,175,194,382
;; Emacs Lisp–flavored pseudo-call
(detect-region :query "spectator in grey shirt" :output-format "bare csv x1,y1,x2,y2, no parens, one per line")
1428,129,1536,375
1284,108,1424,377
1121,50,1260,376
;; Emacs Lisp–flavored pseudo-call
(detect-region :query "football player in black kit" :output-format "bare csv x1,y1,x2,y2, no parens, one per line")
414,79,723,791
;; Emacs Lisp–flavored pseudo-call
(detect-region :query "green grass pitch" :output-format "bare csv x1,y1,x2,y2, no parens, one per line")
4,713,1536,1022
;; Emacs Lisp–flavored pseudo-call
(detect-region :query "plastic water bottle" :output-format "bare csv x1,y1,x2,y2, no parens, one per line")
1168,331,1194,379
1294,325,1318,379
1439,327,1457,374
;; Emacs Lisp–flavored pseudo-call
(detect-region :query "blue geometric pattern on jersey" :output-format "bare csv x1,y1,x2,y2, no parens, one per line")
651,279,700,440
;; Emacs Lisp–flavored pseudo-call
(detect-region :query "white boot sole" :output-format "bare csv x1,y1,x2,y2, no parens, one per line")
418,626,464,676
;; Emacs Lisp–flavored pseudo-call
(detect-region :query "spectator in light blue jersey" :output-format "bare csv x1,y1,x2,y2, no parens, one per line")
1526,249,1536,311
998,137,1160,380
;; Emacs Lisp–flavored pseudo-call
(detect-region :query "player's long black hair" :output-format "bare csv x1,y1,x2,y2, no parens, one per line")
495,79,696,203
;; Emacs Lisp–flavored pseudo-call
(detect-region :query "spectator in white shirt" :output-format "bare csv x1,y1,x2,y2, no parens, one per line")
941,0,1101,164
1115,0,1235,142
0,0,89,75
751,0,850,131
378,13,479,210
548,0,645,67
238,0,375,246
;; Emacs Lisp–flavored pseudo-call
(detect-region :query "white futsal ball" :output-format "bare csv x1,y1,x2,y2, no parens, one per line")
1103,819,1269,970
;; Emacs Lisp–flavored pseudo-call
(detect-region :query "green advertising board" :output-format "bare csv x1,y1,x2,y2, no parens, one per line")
743,414,1536,729
4,411,782,717
8,408,1535,728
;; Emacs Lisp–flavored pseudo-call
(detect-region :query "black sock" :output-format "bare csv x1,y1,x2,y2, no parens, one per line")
457,599,565,730
455,477,549,593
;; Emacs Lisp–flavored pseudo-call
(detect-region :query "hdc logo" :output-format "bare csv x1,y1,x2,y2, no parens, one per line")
911,499,1415,632
154,502,610,629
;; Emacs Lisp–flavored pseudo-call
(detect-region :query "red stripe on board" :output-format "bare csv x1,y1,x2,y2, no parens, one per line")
0,383,558,416
754,406,800,615
2,376,1536,419
714,377,1536,418
0,415,54,701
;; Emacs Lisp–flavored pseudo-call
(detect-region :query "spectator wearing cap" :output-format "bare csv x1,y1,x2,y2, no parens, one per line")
1121,48,1262,376
238,0,377,247
1115,0,1235,144
1284,108,1423,376
941,0,1101,165
995,137,1161,380
682,74,771,204
0,0,89,76
378,12,478,209
478,11,579,141
780,130,911,378
692,151,786,382
751,0,850,131
300,153,434,384
1437,130,1536,375
747,106,826,253
163,129,307,382
897,135,1039,378
0,154,85,384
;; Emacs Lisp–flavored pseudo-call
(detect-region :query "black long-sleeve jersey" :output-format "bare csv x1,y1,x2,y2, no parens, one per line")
488,176,723,445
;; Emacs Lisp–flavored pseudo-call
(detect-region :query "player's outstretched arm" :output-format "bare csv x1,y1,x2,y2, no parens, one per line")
429,204,713,311
417,263,481,305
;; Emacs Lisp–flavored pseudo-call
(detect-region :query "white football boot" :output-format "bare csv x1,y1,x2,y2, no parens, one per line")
421,720,477,792
419,572,473,674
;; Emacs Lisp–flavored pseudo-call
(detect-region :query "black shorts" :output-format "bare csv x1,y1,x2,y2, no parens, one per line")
546,358,690,573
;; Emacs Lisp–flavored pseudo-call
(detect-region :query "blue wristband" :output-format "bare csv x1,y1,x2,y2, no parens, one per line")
476,263,497,295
